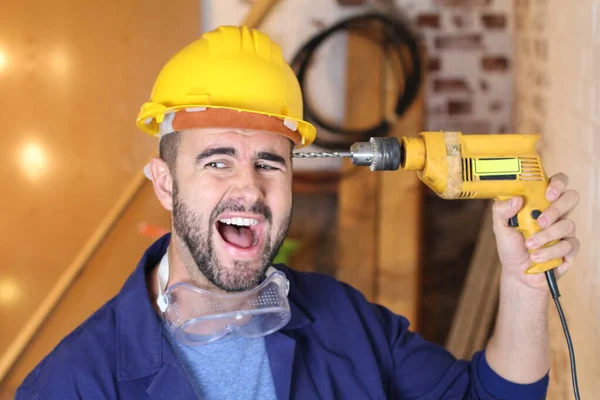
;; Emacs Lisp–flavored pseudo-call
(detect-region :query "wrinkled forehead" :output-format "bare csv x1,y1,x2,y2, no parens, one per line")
173,128,294,152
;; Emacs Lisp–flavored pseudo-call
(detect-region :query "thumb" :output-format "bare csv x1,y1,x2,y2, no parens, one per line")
492,196,523,230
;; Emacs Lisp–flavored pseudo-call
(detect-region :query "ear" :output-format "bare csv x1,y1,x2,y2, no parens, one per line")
149,157,174,211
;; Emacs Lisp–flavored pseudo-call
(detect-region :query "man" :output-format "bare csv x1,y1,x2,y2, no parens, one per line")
17,26,580,399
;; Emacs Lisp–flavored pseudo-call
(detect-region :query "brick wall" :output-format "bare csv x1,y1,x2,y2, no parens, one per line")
514,0,600,398
205,0,513,165
395,0,513,133
391,0,513,344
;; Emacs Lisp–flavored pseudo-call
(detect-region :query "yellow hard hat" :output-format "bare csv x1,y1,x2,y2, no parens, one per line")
136,25,316,148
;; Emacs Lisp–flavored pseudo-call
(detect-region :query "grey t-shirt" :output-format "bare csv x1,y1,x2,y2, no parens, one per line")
164,329,278,400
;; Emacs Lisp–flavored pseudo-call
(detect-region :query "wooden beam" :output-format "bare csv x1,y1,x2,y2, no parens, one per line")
337,22,424,324
242,0,282,29
374,44,425,327
446,203,500,359
336,29,384,300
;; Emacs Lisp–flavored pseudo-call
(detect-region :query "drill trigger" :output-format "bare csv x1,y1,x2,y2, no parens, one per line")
508,215,519,227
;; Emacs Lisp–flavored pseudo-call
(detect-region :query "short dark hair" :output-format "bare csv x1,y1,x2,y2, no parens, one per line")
159,131,181,173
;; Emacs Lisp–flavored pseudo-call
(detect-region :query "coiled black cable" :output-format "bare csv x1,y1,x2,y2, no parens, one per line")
290,13,422,149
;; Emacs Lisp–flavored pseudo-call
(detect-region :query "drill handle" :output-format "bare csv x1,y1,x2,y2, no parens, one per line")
497,195,562,274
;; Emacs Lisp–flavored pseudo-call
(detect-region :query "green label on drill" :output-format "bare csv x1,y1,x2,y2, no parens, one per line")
473,158,520,176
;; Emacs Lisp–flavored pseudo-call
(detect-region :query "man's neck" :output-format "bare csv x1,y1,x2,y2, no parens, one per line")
146,237,227,314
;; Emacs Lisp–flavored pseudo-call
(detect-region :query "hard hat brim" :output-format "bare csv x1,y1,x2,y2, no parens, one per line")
137,104,316,149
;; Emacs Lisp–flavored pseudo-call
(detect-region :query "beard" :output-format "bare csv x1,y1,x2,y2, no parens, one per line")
172,179,291,292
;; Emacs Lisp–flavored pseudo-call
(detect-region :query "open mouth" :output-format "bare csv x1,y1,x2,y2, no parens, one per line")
217,217,261,250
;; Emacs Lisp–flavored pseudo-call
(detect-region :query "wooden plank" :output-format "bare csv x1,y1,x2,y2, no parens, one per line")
242,0,282,29
336,29,385,300
338,23,424,320
446,203,501,359
375,45,425,327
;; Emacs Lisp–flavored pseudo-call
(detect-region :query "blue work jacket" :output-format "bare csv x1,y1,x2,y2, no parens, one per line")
17,234,548,399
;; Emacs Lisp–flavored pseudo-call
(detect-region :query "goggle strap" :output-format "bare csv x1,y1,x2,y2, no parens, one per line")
156,250,170,312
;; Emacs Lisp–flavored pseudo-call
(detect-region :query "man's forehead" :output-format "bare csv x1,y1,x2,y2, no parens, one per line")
179,128,292,152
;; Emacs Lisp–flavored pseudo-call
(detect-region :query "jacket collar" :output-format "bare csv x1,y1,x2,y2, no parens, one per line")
115,233,313,381
115,234,169,381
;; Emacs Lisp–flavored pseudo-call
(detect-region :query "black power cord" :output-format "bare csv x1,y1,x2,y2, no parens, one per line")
291,13,422,149
545,269,581,400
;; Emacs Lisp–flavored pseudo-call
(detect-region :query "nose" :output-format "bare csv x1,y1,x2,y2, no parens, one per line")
227,165,264,205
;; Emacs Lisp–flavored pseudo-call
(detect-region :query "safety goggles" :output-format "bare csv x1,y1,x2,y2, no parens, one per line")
156,251,291,346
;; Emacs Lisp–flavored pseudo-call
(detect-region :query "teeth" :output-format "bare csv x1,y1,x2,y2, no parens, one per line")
219,217,259,227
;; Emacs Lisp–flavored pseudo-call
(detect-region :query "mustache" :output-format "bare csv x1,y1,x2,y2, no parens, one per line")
211,199,273,223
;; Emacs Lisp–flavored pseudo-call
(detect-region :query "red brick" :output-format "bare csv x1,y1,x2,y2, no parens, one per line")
434,0,491,6
452,14,475,29
481,14,507,29
482,56,510,71
428,58,441,72
447,100,472,115
435,34,482,50
337,0,366,5
489,100,503,112
417,13,441,28
434,78,471,92
429,105,446,115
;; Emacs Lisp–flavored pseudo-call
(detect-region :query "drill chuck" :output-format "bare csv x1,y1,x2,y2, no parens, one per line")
350,137,403,171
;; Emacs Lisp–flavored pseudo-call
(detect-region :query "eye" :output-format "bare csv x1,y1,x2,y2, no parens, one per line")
257,163,279,171
206,161,228,169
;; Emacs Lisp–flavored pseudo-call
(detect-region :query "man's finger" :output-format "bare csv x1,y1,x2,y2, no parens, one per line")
555,261,571,280
525,219,576,250
492,196,523,229
563,238,580,264
537,190,580,228
531,238,579,263
546,173,569,201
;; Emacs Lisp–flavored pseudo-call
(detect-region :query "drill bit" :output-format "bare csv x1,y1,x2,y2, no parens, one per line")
292,137,402,171
292,151,352,159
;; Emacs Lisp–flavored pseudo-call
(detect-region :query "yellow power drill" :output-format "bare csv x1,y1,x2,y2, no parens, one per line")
294,131,560,274
293,131,578,399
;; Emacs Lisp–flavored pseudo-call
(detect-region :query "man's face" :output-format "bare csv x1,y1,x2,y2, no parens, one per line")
171,128,293,292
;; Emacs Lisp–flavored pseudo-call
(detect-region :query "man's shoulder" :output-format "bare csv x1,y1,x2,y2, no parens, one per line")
17,298,120,397
276,264,357,294
276,264,411,332
275,265,376,313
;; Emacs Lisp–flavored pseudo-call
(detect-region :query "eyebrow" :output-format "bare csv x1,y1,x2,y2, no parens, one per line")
195,147,287,167
195,147,236,163
257,151,287,167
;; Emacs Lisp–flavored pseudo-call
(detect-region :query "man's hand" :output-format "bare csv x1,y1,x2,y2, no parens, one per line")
486,173,580,384
491,173,580,291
